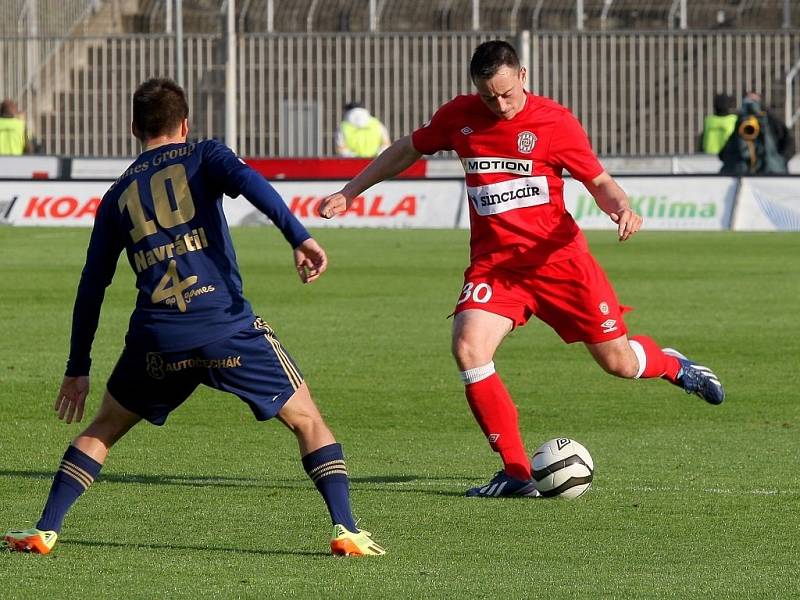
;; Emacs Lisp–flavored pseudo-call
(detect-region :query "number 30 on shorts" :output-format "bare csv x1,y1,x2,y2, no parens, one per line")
457,281,493,305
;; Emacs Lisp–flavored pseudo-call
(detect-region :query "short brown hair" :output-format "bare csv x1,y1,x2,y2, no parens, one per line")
0,98,19,118
132,78,188,141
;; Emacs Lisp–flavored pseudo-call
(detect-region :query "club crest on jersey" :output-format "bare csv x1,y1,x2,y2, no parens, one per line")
599,302,610,315
517,131,536,153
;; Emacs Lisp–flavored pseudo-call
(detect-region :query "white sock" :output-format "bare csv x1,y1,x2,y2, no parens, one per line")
459,362,496,385
628,340,646,379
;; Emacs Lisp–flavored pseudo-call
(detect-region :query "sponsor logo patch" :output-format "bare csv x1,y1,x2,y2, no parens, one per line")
467,176,550,216
601,318,618,333
517,131,537,153
146,352,242,380
462,156,533,176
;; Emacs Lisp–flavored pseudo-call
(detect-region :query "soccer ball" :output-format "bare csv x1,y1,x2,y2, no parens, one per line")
531,438,594,499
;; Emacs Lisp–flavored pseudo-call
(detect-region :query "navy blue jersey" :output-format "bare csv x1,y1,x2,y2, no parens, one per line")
66,139,309,376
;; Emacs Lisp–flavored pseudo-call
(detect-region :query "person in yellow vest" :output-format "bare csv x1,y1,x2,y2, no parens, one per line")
701,93,736,155
0,99,30,155
335,102,390,158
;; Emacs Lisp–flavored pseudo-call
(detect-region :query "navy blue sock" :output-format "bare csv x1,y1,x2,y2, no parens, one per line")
301,443,358,532
37,445,103,533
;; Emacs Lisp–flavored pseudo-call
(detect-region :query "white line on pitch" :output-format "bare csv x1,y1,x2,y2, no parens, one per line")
365,481,800,496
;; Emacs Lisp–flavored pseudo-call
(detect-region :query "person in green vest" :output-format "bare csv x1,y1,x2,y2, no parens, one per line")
335,102,390,158
0,99,30,156
701,93,737,155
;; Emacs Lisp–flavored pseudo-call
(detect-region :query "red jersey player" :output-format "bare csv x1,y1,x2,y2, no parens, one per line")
319,40,724,498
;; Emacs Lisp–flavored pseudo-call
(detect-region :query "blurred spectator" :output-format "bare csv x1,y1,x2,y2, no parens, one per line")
0,99,30,155
719,91,794,175
700,93,736,155
745,91,795,162
335,102,390,158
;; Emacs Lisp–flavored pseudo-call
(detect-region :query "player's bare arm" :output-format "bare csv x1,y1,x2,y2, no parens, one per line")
584,171,642,241
319,135,422,218
55,375,90,424
293,238,328,284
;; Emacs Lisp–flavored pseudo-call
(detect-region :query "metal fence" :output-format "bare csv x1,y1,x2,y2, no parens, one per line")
0,0,101,37
1,35,223,157
2,31,800,158
530,31,800,156
144,0,796,33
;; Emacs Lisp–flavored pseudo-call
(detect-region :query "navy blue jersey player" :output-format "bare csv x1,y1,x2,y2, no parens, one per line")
3,78,384,557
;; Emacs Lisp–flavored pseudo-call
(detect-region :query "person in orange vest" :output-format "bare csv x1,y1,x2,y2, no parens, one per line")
0,99,31,155
335,102,390,158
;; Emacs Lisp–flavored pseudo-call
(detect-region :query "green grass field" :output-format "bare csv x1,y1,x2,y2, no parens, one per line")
1,227,799,598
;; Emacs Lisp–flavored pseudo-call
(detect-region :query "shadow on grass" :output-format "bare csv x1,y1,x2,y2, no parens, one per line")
62,538,329,557
0,470,467,497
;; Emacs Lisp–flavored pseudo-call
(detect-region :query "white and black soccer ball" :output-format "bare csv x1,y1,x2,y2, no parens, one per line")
531,438,594,499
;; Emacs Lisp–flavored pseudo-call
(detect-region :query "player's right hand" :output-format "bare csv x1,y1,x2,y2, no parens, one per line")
55,375,90,424
318,192,348,219
294,238,328,284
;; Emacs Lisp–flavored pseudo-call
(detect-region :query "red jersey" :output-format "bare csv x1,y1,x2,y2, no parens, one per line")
412,92,604,268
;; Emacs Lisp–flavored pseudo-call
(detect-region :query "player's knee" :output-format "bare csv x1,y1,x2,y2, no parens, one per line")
279,395,326,435
293,410,322,432
451,335,489,369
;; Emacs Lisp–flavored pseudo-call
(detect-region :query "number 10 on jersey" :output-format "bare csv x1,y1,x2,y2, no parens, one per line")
119,164,199,312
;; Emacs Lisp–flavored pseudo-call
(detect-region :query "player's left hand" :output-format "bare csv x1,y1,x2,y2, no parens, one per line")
55,375,90,423
294,238,328,283
609,207,642,241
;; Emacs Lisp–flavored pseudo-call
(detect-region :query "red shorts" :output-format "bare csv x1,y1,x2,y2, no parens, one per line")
453,252,630,344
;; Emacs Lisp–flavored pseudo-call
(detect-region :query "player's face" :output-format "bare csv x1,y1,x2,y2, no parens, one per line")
474,66,527,120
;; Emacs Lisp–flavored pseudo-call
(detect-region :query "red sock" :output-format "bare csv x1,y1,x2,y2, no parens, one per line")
629,335,681,381
464,373,531,481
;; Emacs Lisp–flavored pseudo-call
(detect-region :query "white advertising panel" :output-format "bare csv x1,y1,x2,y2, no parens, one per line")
456,176,736,231
733,178,800,231
1,179,466,229
224,180,465,228
0,156,60,178
563,176,736,231
671,155,723,174
0,176,751,231
70,158,133,179
1,181,111,226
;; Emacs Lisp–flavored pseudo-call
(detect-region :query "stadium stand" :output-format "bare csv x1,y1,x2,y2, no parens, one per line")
136,1,796,34
1,1,798,160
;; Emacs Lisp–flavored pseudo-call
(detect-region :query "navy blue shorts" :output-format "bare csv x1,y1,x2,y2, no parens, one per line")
107,317,304,425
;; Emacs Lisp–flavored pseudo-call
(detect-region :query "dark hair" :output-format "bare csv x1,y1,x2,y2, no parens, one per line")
712,93,735,116
344,101,365,112
0,98,18,118
132,78,189,141
469,40,520,81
